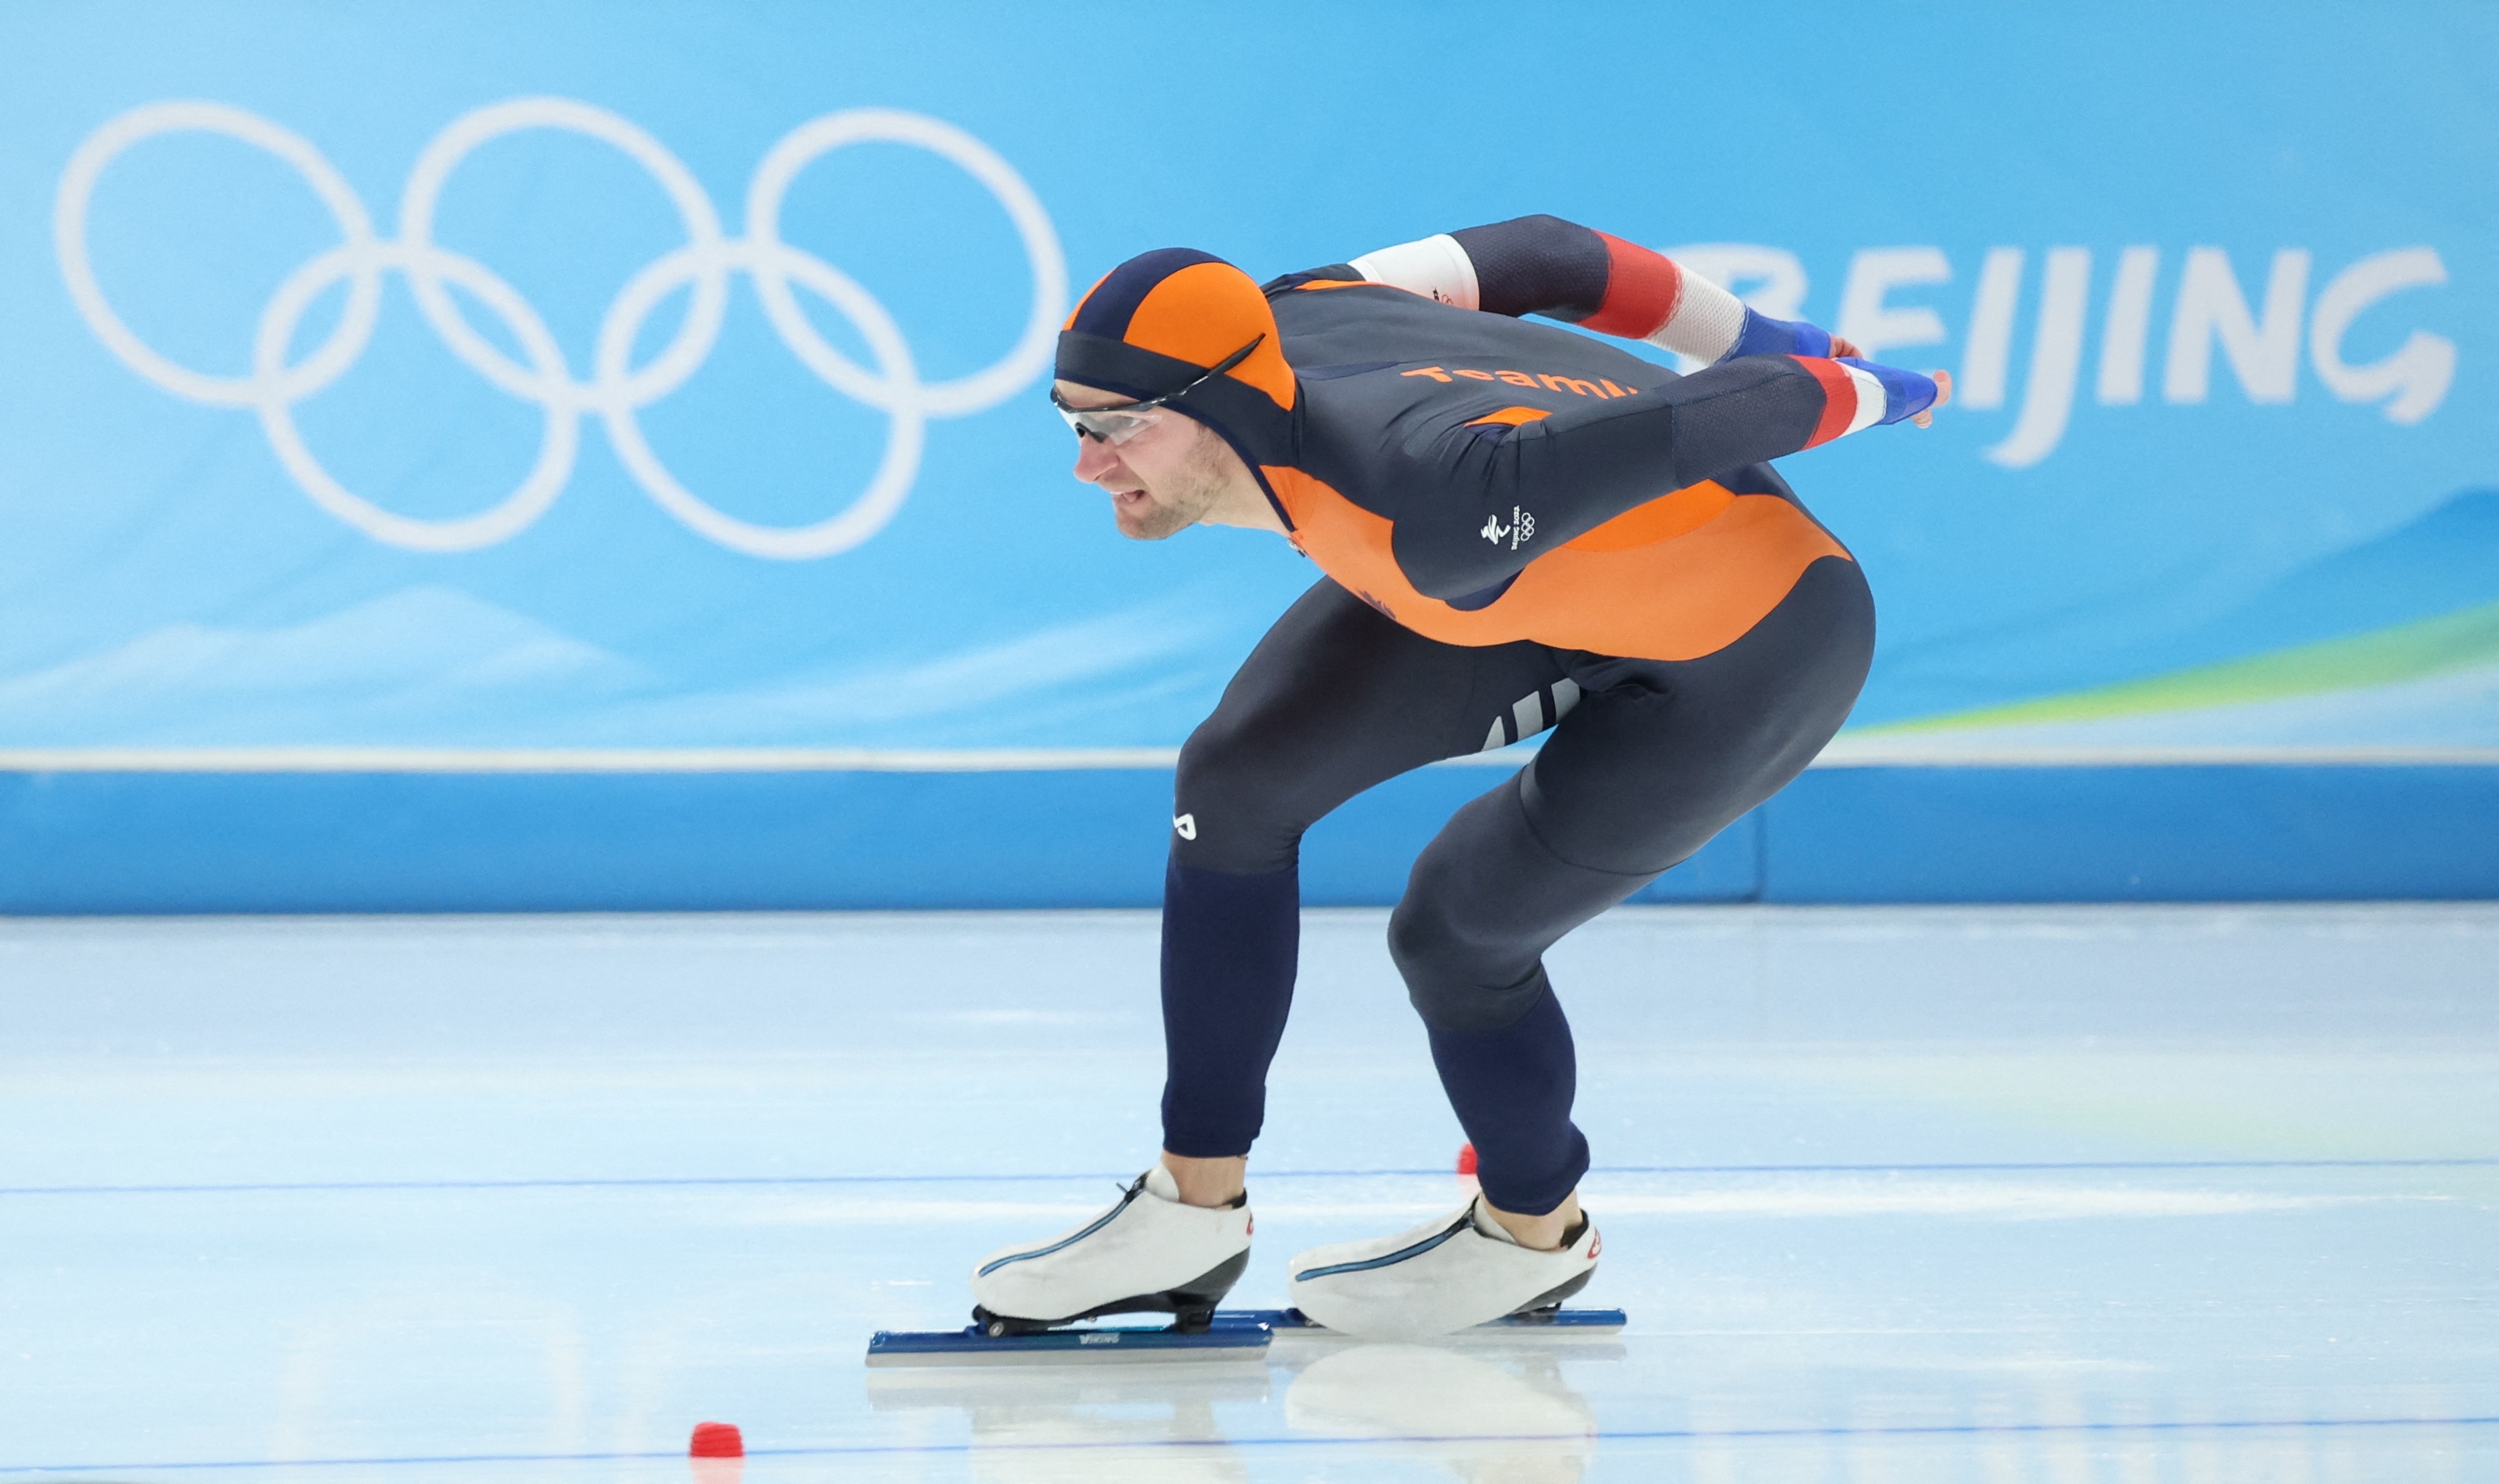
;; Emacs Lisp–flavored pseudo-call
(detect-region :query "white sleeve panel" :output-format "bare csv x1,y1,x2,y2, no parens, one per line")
1644,267,1746,364
1840,362,1888,435
1349,234,1481,311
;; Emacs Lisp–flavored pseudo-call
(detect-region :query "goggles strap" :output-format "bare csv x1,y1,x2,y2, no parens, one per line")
1052,333,1266,434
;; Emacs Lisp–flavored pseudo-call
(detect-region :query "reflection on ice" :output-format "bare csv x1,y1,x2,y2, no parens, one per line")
866,1360,1267,1482
862,1339,1615,1484
1287,1344,1598,1483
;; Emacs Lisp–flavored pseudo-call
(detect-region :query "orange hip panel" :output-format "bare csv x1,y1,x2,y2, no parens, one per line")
1268,467,1850,663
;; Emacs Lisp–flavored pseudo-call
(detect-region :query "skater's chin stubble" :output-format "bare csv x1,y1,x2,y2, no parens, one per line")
1109,440,1226,540
1114,493,1196,540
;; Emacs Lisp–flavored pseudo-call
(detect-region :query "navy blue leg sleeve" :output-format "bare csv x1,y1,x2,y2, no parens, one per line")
1159,857,1300,1157
1396,556,1877,1214
1426,984,1589,1216
1159,580,1560,1159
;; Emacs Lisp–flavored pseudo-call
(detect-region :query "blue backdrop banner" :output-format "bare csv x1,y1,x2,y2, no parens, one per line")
0,0,2489,934
3,2,2493,760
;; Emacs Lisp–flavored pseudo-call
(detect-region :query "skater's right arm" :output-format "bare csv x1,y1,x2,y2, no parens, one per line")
1337,214,1862,366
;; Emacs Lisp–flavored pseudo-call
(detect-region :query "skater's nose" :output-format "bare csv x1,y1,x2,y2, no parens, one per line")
1074,434,1126,484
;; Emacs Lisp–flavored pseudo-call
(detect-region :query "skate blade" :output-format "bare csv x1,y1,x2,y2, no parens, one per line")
866,1316,1273,1368
1230,1306,1627,1339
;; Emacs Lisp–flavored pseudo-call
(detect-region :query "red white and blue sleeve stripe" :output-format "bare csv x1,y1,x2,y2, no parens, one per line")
1790,356,1940,443
1347,216,1936,440
1347,214,1850,368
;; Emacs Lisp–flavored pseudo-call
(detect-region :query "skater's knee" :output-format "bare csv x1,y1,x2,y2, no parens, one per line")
1173,718,1315,873
1388,893,1549,1034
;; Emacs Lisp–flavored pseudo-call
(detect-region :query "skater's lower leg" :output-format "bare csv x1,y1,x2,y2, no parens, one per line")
1387,769,1663,1263
1157,856,1300,1174
1154,856,1279,1215
1160,1150,1247,1207
1412,976,1594,1230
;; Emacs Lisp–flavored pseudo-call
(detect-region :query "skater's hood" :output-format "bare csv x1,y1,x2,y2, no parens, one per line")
1055,248,1295,466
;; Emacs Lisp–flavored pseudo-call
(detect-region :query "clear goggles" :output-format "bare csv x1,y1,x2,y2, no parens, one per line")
1051,396,1168,445
1051,334,1263,445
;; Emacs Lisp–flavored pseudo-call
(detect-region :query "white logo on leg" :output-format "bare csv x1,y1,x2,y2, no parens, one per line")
1483,508,1533,549
1173,813,1197,840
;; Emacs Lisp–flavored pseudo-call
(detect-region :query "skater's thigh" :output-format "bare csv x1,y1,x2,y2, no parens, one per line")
1529,555,1877,875
1176,579,1563,873
1387,558,1874,1009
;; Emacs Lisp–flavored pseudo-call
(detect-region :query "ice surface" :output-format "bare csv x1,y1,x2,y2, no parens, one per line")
3,904,2495,1480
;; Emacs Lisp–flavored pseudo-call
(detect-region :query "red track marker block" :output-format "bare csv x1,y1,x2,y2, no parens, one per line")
690,1421,745,1457
1456,1143,1478,1175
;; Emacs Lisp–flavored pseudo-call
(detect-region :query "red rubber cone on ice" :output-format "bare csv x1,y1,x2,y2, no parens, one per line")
690,1421,745,1457
1456,1143,1478,1175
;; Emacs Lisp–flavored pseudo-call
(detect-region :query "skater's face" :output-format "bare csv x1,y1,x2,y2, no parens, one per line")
1058,380,1237,541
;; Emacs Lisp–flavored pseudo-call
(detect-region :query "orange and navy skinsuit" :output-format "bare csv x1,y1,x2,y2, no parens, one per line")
1055,214,1936,664
1055,218,1935,1222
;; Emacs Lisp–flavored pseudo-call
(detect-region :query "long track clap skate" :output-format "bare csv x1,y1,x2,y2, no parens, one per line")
1287,1196,1605,1341
870,1166,1259,1366
866,1175,1622,1367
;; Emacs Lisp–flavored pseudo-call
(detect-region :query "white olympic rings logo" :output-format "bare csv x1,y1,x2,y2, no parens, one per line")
54,98,1067,558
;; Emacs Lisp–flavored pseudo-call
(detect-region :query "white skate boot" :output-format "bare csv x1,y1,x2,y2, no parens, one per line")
1286,1196,1599,1341
968,1164,1252,1335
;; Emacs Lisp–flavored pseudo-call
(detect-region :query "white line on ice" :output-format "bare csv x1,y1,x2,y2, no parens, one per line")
737,1181,2431,1226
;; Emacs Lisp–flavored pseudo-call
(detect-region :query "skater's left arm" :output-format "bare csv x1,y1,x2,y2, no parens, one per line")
1387,355,1946,603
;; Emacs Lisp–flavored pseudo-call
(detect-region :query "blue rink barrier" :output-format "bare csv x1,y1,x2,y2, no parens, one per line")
1,764,2494,914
